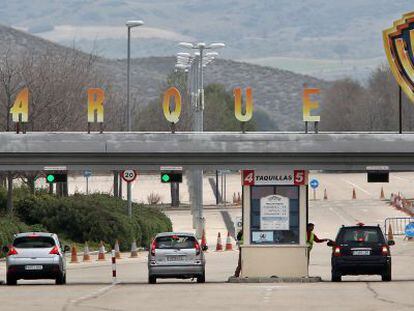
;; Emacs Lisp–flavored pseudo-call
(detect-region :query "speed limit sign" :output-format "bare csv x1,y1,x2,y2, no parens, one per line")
121,170,137,183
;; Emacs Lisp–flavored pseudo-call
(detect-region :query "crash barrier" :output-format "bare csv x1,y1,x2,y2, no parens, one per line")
389,193,414,216
384,217,414,236
112,250,117,284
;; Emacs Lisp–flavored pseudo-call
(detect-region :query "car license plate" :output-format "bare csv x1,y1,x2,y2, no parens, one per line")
167,255,184,261
25,265,43,270
352,250,370,256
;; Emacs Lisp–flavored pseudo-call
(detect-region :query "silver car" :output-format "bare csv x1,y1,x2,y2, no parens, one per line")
2,232,70,285
148,232,207,284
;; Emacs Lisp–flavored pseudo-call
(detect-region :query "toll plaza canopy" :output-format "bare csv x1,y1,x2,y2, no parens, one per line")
0,132,414,170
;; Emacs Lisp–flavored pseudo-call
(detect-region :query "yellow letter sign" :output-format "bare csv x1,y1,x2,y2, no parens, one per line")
303,88,320,122
87,88,104,123
162,87,181,124
234,87,253,122
10,87,29,122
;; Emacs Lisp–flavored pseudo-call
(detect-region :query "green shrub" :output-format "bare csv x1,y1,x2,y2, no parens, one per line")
14,193,172,251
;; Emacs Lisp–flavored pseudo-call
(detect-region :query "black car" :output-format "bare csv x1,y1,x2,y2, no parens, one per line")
328,224,394,282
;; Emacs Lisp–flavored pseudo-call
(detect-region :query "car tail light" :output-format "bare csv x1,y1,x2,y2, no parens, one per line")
151,240,157,256
382,245,389,256
7,247,18,256
333,246,341,257
49,246,60,255
194,241,201,255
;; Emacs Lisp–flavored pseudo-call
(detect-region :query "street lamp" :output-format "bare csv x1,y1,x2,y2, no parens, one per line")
177,41,225,238
126,20,144,132
125,19,144,219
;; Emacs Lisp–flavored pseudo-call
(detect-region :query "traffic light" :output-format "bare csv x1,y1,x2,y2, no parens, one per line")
160,172,182,183
46,173,67,183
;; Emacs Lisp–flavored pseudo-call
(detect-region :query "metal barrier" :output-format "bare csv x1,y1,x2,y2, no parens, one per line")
384,217,414,236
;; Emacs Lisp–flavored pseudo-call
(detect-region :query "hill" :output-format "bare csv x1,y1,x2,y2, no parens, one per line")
1,0,412,80
0,24,326,130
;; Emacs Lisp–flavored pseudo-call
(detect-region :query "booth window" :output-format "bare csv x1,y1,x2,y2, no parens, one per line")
250,185,300,245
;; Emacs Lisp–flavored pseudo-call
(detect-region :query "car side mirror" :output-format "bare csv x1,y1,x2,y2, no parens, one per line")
64,245,71,252
202,245,208,251
327,241,335,247
387,240,395,246
2,246,9,253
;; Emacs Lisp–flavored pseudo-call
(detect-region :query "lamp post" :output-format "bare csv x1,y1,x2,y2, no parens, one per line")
177,42,225,237
125,20,144,218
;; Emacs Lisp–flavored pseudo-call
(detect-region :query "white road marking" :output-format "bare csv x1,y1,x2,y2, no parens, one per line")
341,179,373,197
393,175,411,182
62,283,117,311
329,207,350,224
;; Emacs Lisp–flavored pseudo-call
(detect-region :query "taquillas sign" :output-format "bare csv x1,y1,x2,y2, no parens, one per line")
242,170,307,186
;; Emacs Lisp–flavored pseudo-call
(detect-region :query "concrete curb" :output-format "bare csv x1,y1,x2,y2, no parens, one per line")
228,276,322,283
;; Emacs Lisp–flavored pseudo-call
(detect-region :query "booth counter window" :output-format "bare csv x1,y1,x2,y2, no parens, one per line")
250,185,300,245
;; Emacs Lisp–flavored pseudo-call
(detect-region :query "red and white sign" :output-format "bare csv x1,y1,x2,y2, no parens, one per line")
242,170,307,186
121,170,137,183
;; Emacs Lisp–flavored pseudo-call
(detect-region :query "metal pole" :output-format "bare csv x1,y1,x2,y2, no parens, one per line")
215,170,219,205
127,182,132,217
86,176,89,195
127,27,131,132
126,27,132,217
399,86,402,134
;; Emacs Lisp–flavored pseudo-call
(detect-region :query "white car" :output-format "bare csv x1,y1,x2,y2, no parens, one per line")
2,232,70,285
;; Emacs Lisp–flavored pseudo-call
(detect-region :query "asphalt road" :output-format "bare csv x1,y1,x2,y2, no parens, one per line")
2,173,414,310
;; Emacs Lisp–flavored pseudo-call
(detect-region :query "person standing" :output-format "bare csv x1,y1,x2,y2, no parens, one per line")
234,230,243,277
307,223,330,265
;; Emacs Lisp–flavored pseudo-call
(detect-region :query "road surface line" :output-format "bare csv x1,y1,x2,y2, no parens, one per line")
329,207,351,224
393,175,410,182
62,283,117,311
341,179,372,196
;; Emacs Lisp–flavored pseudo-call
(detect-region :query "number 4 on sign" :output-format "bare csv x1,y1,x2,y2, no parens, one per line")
10,88,29,133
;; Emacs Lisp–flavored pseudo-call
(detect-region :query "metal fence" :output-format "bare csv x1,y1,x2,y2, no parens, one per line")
384,217,414,236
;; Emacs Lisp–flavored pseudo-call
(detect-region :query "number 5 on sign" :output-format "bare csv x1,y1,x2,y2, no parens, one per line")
294,170,307,185
10,87,29,122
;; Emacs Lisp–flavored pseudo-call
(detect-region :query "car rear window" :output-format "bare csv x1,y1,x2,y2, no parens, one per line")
337,228,384,244
156,235,196,249
13,236,55,248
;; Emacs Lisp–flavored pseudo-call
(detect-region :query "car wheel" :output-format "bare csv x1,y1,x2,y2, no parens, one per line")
381,266,392,282
148,275,156,284
6,276,17,286
56,272,65,285
331,269,341,282
197,273,206,283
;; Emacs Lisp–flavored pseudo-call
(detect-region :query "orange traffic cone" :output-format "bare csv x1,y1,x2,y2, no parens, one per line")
215,232,223,251
97,241,106,261
380,187,385,200
225,232,233,251
388,223,394,241
323,188,328,200
83,242,91,262
201,229,207,250
114,240,121,259
130,240,138,258
70,245,79,263
352,188,356,200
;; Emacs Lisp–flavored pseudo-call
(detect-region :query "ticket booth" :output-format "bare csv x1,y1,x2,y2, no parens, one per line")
240,170,309,278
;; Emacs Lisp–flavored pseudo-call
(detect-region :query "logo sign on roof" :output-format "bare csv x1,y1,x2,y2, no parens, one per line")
383,12,414,103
